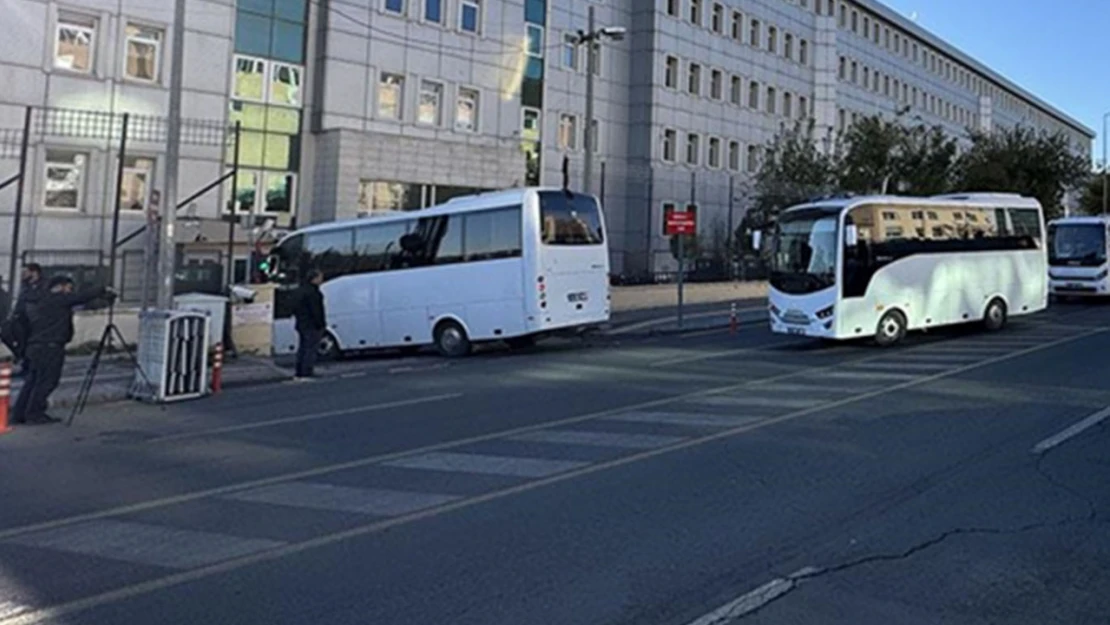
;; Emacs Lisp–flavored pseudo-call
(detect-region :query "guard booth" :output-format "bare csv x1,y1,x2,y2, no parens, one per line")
131,310,211,403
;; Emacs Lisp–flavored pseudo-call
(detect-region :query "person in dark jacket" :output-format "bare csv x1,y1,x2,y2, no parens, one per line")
292,270,326,380
5,264,45,377
11,276,113,425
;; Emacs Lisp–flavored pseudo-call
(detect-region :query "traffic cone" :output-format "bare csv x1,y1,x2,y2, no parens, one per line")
0,360,12,435
729,302,738,335
211,344,223,394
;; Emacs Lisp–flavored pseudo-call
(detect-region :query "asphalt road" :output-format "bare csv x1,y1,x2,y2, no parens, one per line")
1,302,1108,625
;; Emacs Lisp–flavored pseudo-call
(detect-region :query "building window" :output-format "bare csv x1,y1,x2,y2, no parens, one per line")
123,23,162,82
662,128,677,162
589,41,602,75
417,80,443,125
799,39,808,65
54,13,96,73
711,3,724,33
43,150,86,210
749,19,760,47
688,62,701,95
748,80,759,108
707,137,721,168
424,0,444,23
746,144,757,172
378,72,404,119
851,9,858,33
271,63,302,106
588,119,599,154
783,92,792,118
665,55,679,88
728,140,740,171
730,75,742,105
710,69,723,100
563,33,579,70
767,26,777,53
838,3,846,27
766,86,776,114
459,0,481,33
689,0,702,25
522,107,541,141
863,66,869,87
385,0,405,14
799,95,808,118
526,24,544,57
850,61,857,83
731,11,742,40
121,156,154,211
784,33,793,60
456,87,479,131
838,56,846,80
667,0,679,17
686,133,700,165
862,16,869,39
558,113,578,150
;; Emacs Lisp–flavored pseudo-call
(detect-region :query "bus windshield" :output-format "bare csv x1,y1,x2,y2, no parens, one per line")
539,191,604,246
771,211,839,294
1048,224,1106,267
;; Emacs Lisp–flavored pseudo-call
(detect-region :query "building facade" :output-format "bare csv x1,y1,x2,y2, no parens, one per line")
0,0,1094,291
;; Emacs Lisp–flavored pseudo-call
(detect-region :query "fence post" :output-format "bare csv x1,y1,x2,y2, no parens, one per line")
8,106,31,292
226,121,241,290
211,343,223,394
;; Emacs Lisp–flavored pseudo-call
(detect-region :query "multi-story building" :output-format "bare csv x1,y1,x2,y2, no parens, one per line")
0,0,1094,292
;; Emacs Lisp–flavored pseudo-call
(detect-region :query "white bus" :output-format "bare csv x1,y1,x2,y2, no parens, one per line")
1047,215,1110,298
766,193,1047,346
266,188,610,358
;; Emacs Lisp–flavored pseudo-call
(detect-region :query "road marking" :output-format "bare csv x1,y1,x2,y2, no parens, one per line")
915,345,1010,354
1,327,1102,625
689,395,828,409
381,452,589,478
224,482,461,516
607,411,765,428
3,520,284,570
684,567,817,625
146,394,462,443
895,353,982,363
849,361,952,372
505,430,685,449
823,370,919,381
609,307,765,335
752,382,860,395
1032,405,1110,454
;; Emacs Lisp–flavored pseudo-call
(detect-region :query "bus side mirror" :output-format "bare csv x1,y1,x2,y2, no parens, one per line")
845,225,859,247
751,230,762,251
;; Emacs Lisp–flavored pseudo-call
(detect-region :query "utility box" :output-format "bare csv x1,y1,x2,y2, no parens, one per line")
132,310,211,403
175,293,227,348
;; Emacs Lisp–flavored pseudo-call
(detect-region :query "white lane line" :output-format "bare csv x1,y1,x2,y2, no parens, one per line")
606,411,765,428
685,567,817,625
505,430,686,449
3,520,284,570
610,307,765,335
690,395,828,409
649,347,786,368
1032,406,1110,454
849,361,952,372
380,452,589,478
223,482,461,516
823,370,919,381
147,393,462,443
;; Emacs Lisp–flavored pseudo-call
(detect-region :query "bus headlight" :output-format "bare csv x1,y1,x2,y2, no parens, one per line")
815,305,835,320
1097,269,1109,281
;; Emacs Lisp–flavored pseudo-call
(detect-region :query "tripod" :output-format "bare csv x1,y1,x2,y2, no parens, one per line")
67,315,151,426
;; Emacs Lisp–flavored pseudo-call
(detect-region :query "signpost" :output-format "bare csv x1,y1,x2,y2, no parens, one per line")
664,204,697,330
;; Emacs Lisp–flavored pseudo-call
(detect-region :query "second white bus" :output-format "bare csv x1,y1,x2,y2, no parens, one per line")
766,193,1047,346
1047,215,1110,298
266,187,611,358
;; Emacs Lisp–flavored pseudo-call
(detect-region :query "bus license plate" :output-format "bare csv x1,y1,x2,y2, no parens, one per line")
568,292,589,303
787,327,806,336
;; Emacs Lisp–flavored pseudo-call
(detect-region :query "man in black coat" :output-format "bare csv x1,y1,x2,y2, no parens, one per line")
12,276,113,425
2,264,44,377
293,270,326,380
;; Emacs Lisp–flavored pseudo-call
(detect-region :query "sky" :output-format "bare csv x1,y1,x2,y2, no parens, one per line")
880,0,1108,160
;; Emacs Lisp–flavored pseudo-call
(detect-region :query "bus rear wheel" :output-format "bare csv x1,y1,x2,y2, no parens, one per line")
434,321,472,358
874,310,907,347
983,298,1008,332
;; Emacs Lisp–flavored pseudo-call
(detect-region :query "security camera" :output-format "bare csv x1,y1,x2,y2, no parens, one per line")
600,26,627,41
230,284,257,303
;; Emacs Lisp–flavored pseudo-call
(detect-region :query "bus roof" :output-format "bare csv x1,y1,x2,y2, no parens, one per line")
1048,214,1110,226
781,192,1042,217
288,187,583,238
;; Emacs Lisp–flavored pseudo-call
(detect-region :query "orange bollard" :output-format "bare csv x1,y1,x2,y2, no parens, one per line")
729,302,738,335
211,344,223,394
0,360,12,435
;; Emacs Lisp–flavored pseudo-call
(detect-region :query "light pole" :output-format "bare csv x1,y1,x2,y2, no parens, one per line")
158,0,187,308
574,8,625,196
1102,112,1109,215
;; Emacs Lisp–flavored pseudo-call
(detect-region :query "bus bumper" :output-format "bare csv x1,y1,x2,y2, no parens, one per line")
769,319,836,338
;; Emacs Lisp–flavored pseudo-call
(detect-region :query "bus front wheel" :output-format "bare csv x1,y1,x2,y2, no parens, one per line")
434,321,472,358
983,298,1008,332
874,310,907,347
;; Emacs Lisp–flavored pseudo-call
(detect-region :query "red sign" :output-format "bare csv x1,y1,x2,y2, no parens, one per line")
664,206,697,236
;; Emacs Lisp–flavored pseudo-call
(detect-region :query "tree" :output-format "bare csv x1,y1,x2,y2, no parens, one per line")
894,122,959,195
1076,172,1106,216
752,120,837,226
837,114,902,194
837,112,958,196
956,125,1089,220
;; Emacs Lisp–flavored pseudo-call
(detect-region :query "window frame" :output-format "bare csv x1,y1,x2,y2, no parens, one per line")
423,0,445,25
455,86,480,132
685,132,701,166
557,113,579,150
562,33,580,71
416,78,444,126
711,3,724,33
707,136,722,169
526,23,545,58
378,71,406,120
662,127,678,163
120,154,155,212
687,62,702,96
384,0,406,16
459,0,481,34
728,140,741,171
54,13,97,74
42,149,89,212
709,68,723,100
664,54,680,89
122,22,163,83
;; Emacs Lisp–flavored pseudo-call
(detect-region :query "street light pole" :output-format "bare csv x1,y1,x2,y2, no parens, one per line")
1102,112,1108,216
582,6,596,196
158,0,187,309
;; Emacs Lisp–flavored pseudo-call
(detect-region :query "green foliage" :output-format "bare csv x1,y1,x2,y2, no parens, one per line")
1076,173,1106,216
837,112,958,195
751,120,838,227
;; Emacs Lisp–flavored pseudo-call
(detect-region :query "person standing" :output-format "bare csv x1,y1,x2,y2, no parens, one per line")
11,276,113,425
293,270,326,380
7,264,45,377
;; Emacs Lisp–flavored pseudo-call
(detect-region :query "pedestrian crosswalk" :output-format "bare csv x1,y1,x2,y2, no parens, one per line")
0,320,1095,604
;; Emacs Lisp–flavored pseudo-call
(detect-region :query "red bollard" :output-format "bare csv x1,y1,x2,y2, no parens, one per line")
0,361,12,435
211,344,223,394
729,302,738,335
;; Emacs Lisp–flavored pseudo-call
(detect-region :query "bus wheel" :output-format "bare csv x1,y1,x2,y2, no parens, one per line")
505,335,536,350
434,321,472,358
983,298,1008,332
874,311,907,347
317,332,340,361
